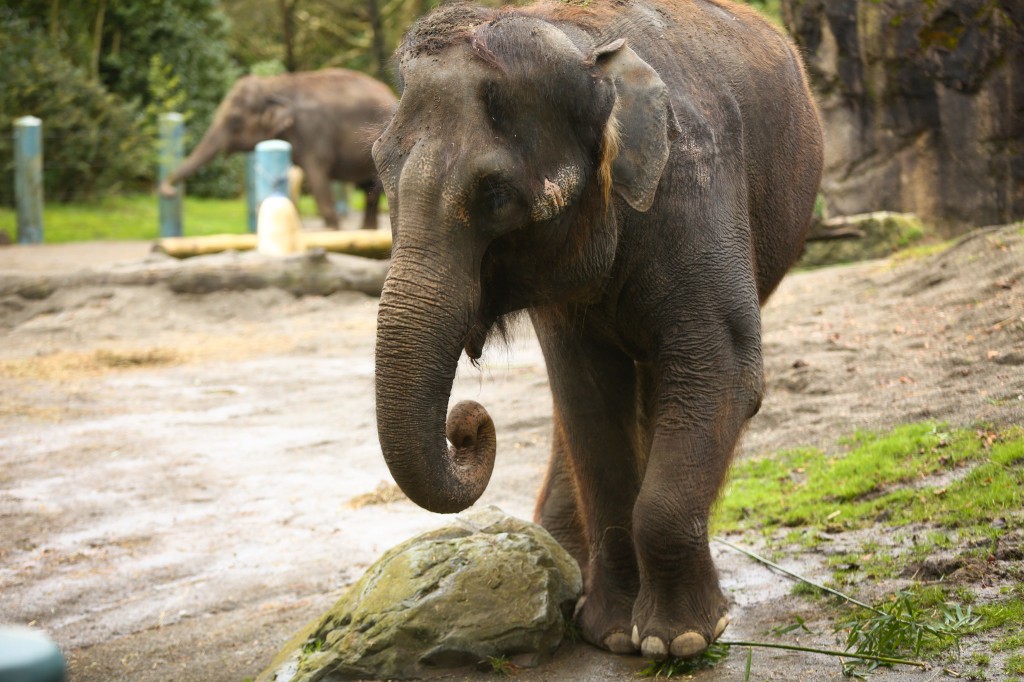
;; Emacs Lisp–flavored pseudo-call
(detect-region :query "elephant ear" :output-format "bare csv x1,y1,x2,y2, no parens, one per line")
261,98,294,137
592,39,680,212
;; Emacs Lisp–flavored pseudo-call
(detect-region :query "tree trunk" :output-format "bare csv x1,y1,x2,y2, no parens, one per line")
279,0,298,72
91,0,106,80
367,0,388,82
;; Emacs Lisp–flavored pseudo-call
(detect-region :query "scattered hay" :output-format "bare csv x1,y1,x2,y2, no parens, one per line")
0,331,310,382
348,481,406,508
0,347,182,381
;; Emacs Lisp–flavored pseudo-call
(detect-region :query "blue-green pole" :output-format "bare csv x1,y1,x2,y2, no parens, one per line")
245,152,258,233
14,116,44,244
158,113,184,238
254,140,292,211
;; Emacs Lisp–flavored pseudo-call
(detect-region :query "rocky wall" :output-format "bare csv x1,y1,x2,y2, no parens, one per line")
781,0,1023,235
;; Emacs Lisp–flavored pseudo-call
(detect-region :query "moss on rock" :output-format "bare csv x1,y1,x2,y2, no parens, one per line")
258,506,582,682
799,211,929,267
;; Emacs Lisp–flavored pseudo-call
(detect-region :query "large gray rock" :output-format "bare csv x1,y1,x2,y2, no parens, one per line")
782,0,1023,235
258,506,582,682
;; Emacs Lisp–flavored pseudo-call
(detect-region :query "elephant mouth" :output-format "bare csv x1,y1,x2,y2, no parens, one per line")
463,303,518,362
464,321,489,361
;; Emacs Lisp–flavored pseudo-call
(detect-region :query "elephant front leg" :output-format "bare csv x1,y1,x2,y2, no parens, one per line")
630,345,763,659
534,322,644,655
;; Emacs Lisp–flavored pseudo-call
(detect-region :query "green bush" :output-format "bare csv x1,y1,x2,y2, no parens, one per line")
0,12,150,204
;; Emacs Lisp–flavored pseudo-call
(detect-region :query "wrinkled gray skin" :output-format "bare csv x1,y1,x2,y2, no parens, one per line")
160,68,396,229
372,0,823,660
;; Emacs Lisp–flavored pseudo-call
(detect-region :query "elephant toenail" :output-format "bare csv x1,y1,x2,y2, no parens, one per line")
573,595,587,619
714,614,730,639
631,625,640,648
670,632,707,658
603,632,636,654
641,636,668,658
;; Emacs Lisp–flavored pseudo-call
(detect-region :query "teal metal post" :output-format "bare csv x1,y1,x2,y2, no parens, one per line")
254,140,292,209
245,152,258,233
158,113,184,237
14,116,44,244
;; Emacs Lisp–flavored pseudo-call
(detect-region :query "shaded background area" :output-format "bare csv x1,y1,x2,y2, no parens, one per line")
781,0,1023,234
1,0,1022,236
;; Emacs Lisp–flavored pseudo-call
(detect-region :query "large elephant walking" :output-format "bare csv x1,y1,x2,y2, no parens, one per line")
372,0,822,659
160,68,397,229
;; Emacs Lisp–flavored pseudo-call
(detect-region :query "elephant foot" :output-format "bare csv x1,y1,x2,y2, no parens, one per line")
575,588,639,655
630,581,730,660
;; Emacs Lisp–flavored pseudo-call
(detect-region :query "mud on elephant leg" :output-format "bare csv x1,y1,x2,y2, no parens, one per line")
534,320,645,654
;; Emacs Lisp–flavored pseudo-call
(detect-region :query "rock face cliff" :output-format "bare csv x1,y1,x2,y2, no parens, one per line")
782,0,1022,234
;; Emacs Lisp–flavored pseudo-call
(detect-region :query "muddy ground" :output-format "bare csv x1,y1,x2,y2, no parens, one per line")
1,223,1022,681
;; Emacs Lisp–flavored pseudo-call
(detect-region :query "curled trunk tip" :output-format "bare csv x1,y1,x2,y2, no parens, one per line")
426,399,496,513
378,399,498,514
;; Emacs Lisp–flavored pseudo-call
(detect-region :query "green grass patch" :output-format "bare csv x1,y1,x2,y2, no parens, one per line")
713,423,1022,679
0,191,374,243
976,593,1024,634
714,423,1024,540
0,194,247,242
1007,654,1024,676
889,239,954,263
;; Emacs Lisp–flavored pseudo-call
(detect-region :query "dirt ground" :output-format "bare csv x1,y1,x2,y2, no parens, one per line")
1,222,1022,681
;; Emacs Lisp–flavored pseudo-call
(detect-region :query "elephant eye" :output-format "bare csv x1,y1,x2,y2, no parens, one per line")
479,176,521,221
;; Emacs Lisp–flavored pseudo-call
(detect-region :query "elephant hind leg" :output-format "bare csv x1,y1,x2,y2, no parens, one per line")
304,166,340,229
534,412,588,574
359,180,382,230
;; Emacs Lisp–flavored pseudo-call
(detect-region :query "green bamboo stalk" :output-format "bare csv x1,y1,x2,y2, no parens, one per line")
720,640,928,669
714,537,884,615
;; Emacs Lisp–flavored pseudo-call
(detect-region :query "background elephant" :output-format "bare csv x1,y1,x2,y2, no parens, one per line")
160,68,397,230
372,0,822,662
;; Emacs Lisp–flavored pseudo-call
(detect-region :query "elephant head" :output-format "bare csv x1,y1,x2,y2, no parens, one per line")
159,75,295,195
372,7,680,513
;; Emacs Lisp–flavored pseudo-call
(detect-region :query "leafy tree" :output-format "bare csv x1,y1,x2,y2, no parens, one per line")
3,0,243,198
98,0,243,196
220,0,779,85
0,10,150,204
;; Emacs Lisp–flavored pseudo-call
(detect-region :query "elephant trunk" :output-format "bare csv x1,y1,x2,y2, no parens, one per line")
374,239,497,514
160,126,228,195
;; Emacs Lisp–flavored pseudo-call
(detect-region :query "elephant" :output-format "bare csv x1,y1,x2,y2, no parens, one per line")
371,0,823,661
159,68,397,230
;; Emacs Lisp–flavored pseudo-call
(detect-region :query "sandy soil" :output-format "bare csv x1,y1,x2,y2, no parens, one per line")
1,223,1022,681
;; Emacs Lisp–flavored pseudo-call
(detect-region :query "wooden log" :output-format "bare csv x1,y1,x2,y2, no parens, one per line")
155,233,259,257
154,230,392,260
0,249,389,298
301,231,392,259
